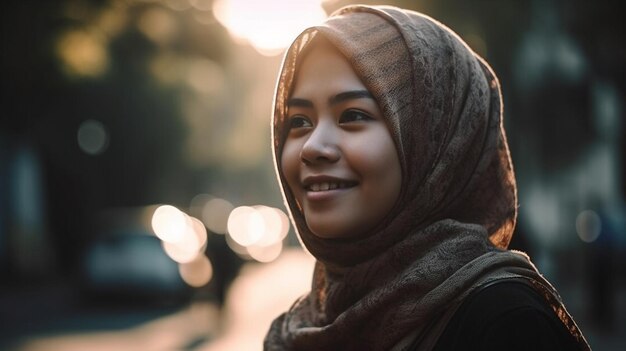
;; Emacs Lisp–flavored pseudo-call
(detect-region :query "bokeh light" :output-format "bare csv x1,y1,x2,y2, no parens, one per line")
201,197,234,234
137,6,178,46
252,205,288,247
151,205,189,243
149,51,180,86
227,206,264,246
246,240,283,263
185,58,225,96
56,29,108,77
576,210,602,243
162,216,207,264
151,203,213,286
213,0,327,55
77,119,109,155
95,3,129,37
191,216,208,251
226,205,290,262
178,254,213,287
225,231,250,258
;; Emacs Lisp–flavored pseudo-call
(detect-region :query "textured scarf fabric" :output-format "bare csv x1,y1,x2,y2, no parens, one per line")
265,5,588,350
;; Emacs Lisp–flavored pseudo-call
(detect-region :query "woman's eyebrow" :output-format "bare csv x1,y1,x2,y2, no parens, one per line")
287,90,373,108
286,98,313,108
329,90,373,105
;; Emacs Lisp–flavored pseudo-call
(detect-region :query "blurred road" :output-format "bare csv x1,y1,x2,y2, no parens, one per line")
2,249,624,351
1,249,315,351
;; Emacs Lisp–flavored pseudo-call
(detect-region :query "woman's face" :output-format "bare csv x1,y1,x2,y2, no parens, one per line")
281,40,402,239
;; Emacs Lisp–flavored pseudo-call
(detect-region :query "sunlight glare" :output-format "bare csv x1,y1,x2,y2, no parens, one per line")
213,0,327,55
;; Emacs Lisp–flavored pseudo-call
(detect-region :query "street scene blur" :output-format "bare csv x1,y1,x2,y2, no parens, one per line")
0,0,624,350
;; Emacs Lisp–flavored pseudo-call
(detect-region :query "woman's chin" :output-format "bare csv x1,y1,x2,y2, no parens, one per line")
305,221,365,240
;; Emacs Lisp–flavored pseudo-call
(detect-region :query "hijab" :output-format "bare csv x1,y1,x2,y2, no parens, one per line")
265,5,588,350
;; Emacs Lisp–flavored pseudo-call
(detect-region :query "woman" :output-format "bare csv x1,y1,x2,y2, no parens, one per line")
265,5,589,350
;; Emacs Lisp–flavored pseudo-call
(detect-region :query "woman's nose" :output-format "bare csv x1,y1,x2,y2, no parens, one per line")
300,121,340,165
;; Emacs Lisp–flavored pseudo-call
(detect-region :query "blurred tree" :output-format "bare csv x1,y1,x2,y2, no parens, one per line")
1,0,231,274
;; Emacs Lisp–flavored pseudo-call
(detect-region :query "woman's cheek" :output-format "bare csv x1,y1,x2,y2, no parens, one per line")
281,141,302,194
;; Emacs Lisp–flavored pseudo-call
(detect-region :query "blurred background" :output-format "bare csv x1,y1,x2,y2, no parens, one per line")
0,0,623,350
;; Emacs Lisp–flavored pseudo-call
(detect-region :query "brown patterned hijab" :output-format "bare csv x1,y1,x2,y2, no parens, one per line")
266,5,588,350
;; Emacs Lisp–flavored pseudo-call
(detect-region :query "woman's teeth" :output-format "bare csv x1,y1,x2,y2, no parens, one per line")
308,182,351,192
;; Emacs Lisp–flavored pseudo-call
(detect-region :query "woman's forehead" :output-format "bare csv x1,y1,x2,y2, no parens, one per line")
290,40,365,99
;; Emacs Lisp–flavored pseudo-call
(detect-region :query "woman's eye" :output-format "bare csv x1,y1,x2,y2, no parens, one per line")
287,115,312,129
339,109,373,124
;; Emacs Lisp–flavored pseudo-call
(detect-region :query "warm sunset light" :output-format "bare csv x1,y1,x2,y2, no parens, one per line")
213,0,327,55
3,2,619,350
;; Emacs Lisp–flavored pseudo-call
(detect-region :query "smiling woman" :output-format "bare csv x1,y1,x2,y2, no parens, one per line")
265,4,590,351
280,38,401,239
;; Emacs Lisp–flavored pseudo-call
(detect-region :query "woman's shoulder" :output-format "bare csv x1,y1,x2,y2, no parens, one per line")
433,280,582,351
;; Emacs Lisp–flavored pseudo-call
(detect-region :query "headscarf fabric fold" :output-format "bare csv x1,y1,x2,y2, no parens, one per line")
266,5,589,350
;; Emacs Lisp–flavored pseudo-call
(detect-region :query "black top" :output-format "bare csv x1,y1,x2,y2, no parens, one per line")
430,281,581,350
